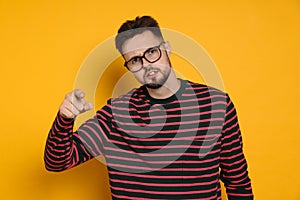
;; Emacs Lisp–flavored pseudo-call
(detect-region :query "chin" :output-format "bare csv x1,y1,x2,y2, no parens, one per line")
145,83,163,89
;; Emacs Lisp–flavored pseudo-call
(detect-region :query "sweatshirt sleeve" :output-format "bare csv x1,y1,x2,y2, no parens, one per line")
44,111,106,172
220,94,254,199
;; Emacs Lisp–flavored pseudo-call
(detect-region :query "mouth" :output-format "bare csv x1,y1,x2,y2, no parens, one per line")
145,70,159,79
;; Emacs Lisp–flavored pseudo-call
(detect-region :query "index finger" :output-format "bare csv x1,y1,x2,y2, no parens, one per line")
74,89,85,99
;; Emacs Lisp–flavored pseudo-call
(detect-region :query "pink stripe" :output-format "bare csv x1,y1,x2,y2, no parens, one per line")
78,129,99,156
198,149,220,157
221,151,243,160
225,97,231,106
221,157,245,167
222,138,240,148
106,154,220,165
49,128,69,140
45,149,69,163
115,89,222,103
111,193,147,200
109,131,220,142
183,92,223,98
114,125,223,134
112,109,225,120
224,163,247,175
111,178,218,187
80,122,104,155
95,119,110,142
222,121,238,134
73,145,79,165
50,128,63,141
227,192,253,197
110,185,217,195
228,175,251,185
44,157,67,169
105,138,220,150
73,134,93,157
110,100,225,113
53,124,72,136
223,113,237,127
185,90,220,95
47,140,71,147
114,117,225,127
97,109,112,119
58,114,74,124
45,155,65,167
221,137,240,149
221,145,241,154
108,162,218,172
222,129,240,141
109,170,219,179
56,117,73,130
45,145,73,162
46,144,69,154
105,146,220,157
224,101,234,116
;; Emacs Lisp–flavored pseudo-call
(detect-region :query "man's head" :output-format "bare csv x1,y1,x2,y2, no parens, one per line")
115,16,173,89
115,16,164,54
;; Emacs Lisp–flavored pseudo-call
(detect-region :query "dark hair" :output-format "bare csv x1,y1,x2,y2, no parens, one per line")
115,16,164,54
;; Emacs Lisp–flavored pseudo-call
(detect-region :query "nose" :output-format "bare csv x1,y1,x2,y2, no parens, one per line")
141,57,152,69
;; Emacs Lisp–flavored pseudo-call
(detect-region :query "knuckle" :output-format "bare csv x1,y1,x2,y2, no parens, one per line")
78,104,84,112
65,93,71,99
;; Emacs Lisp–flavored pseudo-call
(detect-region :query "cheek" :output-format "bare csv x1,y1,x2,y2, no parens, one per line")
157,55,171,68
133,71,145,83
156,60,171,72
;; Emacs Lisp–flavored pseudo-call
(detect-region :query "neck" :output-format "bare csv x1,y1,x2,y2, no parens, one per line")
146,72,181,99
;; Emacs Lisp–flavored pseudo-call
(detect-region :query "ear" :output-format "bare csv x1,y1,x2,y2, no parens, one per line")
164,41,172,56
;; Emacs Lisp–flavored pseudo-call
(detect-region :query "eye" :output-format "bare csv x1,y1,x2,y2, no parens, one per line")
147,48,159,55
129,57,141,65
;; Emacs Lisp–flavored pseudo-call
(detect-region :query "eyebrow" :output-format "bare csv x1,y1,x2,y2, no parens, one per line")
125,44,160,61
125,52,144,62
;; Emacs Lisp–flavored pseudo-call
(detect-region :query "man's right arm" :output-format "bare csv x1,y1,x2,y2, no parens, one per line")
44,89,95,172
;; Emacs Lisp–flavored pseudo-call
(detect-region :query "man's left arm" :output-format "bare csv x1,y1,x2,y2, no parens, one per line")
220,94,254,199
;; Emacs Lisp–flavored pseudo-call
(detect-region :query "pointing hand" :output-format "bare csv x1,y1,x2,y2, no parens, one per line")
59,89,93,119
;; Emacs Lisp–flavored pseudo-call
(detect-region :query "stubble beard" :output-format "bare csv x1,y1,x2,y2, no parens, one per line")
144,54,172,89
145,78,164,89
144,67,171,89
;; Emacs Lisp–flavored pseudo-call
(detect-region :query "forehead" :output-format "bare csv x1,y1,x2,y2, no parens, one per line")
121,30,161,56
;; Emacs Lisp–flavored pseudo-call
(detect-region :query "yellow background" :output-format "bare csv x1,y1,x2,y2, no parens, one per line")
1,0,299,199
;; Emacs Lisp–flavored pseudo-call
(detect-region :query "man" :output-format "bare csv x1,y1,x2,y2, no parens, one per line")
44,16,253,199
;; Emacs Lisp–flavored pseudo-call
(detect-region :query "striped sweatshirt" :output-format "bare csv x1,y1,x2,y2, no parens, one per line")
44,79,253,199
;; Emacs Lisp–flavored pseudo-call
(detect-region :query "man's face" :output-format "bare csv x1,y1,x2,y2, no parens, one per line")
122,30,172,89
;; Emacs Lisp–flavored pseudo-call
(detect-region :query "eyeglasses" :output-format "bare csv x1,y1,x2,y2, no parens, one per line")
124,42,164,73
